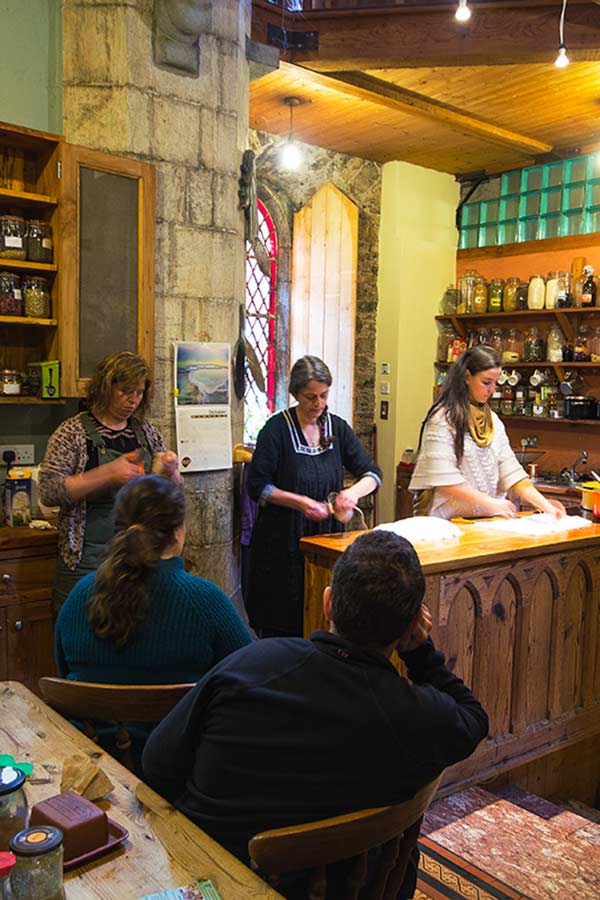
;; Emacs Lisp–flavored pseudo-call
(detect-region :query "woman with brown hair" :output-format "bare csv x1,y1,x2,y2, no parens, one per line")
54,475,251,685
40,351,180,609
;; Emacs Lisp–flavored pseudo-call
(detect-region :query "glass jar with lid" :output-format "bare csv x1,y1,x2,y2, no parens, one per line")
437,324,456,362
502,328,522,363
545,271,559,309
25,220,53,264
502,277,520,312
487,278,504,312
547,323,566,362
8,826,63,900
440,285,460,315
0,371,23,397
524,326,546,362
0,272,22,316
457,270,477,314
590,326,600,362
471,276,488,314
22,277,50,319
0,767,28,851
574,325,591,361
556,271,572,308
527,274,545,310
0,216,26,260
488,327,503,354
515,283,529,310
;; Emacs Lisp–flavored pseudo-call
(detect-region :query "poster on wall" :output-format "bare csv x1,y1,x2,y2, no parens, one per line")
173,341,232,472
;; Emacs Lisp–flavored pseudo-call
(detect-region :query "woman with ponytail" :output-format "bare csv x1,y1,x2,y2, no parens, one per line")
54,475,251,685
247,355,381,637
410,346,565,520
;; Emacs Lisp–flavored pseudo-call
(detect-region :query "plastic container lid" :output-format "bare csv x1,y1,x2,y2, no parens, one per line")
0,766,26,796
0,851,16,877
9,826,63,856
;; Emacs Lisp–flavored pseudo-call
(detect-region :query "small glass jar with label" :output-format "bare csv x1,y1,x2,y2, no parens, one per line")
502,277,520,312
471,277,488,314
22,277,50,319
25,220,53,264
502,328,522,363
487,278,504,312
0,370,23,397
8,826,63,900
0,216,26,260
0,272,22,316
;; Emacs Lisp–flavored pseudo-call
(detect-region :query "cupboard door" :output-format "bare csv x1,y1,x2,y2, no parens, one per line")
6,595,56,695
60,143,155,396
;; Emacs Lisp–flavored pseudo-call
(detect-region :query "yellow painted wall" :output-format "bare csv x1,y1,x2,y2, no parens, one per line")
376,161,459,523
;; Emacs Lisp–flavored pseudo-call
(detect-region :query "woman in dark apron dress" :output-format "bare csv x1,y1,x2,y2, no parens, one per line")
39,351,180,611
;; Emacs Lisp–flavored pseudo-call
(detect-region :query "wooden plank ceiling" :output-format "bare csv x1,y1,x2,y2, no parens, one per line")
250,1,600,176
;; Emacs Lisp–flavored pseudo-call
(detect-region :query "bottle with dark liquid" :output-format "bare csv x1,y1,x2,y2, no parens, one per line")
580,265,596,308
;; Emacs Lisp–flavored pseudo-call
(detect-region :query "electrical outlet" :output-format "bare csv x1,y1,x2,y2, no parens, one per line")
0,444,35,465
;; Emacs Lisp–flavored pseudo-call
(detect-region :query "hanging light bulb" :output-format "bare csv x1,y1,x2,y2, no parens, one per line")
554,0,569,68
279,96,302,171
455,0,471,23
554,44,570,68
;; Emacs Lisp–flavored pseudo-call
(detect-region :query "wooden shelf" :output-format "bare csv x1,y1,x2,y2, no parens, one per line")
0,187,57,207
436,308,600,323
436,360,600,368
0,397,65,405
500,415,600,426
0,259,56,274
0,315,56,326
457,231,600,263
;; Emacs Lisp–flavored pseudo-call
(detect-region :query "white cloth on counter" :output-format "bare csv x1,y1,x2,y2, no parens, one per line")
468,513,593,536
409,408,527,519
375,516,462,544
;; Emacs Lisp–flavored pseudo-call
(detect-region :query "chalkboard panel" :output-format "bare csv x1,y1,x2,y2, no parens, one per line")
79,167,139,377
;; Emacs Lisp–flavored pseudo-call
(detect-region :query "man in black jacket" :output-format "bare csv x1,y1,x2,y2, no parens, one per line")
143,530,488,896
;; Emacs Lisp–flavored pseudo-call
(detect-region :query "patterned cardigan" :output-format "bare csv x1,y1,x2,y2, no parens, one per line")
39,413,166,570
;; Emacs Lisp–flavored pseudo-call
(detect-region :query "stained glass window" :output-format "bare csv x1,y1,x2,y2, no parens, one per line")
244,199,277,443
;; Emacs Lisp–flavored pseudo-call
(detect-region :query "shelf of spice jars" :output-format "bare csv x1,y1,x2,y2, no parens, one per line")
0,396,65,405
499,414,600,426
0,187,57,208
435,361,600,368
0,259,57,274
0,315,57,327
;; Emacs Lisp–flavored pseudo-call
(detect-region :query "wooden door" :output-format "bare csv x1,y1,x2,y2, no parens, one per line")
60,143,156,396
291,182,358,424
6,593,56,694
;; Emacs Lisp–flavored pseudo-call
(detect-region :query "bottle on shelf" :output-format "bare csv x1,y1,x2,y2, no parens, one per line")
527,274,545,310
556,271,572,308
579,265,597,308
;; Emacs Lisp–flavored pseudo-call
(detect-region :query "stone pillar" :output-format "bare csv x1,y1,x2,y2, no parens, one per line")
62,0,250,601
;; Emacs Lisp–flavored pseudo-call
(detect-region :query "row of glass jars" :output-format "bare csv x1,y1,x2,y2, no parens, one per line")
0,215,53,263
490,381,564,418
438,323,600,364
0,273,51,318
444,266,599,315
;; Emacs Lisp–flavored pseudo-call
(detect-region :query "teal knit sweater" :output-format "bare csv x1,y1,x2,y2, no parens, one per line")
55,557,252,684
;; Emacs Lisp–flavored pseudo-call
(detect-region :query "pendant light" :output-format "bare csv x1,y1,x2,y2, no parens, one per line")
279,97,302,171
455,0,471,23
554,0,570,68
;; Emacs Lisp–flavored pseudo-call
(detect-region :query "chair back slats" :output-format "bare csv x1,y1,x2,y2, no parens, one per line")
249,775,441,899
38,678,194,724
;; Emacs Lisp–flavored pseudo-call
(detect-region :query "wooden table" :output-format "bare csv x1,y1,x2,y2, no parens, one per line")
301,521,600,796
1,681,283,900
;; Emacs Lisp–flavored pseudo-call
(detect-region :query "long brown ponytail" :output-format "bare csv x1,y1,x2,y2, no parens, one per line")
86,475,186,649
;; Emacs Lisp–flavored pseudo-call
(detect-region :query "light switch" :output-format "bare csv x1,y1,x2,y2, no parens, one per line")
380,382,390,395
381,362,390,375
380,400,389,420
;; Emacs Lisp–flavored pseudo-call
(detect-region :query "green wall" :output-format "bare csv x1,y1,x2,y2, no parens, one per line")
0,0,62,133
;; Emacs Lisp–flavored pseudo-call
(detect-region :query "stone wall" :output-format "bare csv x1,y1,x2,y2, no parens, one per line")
62,0,250,602
250,130,381,452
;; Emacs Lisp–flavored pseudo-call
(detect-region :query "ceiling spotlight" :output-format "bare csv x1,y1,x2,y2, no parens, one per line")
279,96,303,171
455,0,471,23
554,44,570,68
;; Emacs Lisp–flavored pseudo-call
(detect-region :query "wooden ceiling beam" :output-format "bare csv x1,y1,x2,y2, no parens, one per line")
252,2,600,70
282,62,552,155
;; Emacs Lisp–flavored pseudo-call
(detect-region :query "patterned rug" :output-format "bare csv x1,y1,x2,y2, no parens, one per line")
416,836,531,900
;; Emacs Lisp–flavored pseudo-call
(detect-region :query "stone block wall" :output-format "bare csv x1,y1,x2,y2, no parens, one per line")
62,0,250,600
250,130,381,453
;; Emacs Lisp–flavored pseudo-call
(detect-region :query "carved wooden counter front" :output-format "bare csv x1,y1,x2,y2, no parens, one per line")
300,523,600,794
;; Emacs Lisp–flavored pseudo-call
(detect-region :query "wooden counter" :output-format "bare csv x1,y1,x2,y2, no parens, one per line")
300,522,600,795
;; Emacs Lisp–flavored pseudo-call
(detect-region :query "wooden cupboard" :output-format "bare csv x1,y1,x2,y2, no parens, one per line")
0,121,155,400
0,527,57,694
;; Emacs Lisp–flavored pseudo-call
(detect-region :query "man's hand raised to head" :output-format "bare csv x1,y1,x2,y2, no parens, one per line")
397,604,433,654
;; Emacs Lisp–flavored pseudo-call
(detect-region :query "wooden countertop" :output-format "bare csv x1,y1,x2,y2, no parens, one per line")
2,681,283,899
0,524,58,551
300,519,600,575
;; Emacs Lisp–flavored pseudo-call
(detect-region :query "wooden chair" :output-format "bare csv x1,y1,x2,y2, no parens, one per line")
248,776,441,900
38,677,194,772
